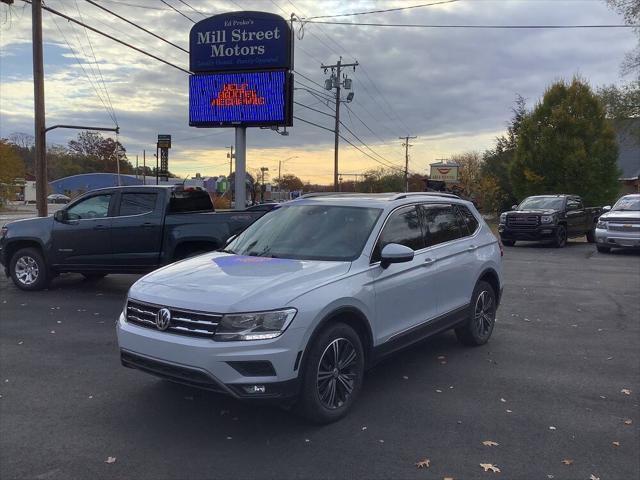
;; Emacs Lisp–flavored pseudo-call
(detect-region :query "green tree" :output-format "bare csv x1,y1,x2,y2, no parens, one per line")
0,140,26,205
278,173,304,191
511,78,620,206
606,0,639,75
597,81,640,119
68,131,130,174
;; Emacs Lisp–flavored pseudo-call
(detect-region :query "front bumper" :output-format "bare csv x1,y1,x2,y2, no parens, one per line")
498,224,558,241
595,228,640,248
116,313,305,401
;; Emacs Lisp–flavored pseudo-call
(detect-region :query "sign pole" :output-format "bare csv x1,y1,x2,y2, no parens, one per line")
234,127,247,210
32,0,47,217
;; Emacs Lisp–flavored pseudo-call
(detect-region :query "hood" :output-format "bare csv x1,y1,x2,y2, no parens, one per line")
4,216,53,231
507,209,558,215
600,210,640,221
129,252,352,313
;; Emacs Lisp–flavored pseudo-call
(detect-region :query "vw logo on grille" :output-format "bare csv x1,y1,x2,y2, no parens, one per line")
156,308,171,331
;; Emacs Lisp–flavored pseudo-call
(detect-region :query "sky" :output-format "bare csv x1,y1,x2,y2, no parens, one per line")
0,0,636,185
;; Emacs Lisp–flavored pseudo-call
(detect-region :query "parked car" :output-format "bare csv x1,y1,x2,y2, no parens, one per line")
595,194,640,253
117,192,503,423
245,202,280,213
498,194,602,247
47,193,71,204
0,186,264,290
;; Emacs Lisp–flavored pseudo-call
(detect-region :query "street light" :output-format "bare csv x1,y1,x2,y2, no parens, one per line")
278,155,298,190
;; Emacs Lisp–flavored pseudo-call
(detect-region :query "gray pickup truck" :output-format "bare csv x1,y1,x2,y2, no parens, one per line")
498,194,602,248
0,186,263,290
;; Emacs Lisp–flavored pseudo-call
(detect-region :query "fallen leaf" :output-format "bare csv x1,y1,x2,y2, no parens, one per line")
506,409,513,413
415,459,431,469
590,475,600,480
50,330,56,334
56,320,62,324
482,440,499,446
18,341,23,345
500,398,506,403
378,439,384,444
226,436,232,440
549,426,557,430
402,375,409,380
479,463,500,473
437,355,446,360
436,389,442,393
88,395,93,399
362,426,367,431
444,477,455,480
304,438,310,443
621,389,631,395
612,441,620,447
105,457,116,464
623,419,632,425
561,459,573,465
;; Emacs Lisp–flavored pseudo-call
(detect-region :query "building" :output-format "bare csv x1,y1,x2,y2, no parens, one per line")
614,119,640,193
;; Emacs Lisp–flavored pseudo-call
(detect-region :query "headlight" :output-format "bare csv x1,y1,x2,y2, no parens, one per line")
541,215,554,224
499,213,507,223
122,297,128,318
214,308,297,341
596,220,608,229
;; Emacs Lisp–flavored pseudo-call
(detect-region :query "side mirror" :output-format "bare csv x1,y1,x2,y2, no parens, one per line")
602,205,611,212
225,234,237,246
511,205,518,210
53,210,67,222
380,243,414,269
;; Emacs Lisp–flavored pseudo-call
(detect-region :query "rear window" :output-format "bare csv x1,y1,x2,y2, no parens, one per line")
168,189,213,213
119,193,157,216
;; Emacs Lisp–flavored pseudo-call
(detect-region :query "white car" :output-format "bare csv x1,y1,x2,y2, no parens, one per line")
595,194,640,253
117,192,504,423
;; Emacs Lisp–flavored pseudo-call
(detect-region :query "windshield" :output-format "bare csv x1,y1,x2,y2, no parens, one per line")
226,204,382,261
612,196,640,211
518,197,564,210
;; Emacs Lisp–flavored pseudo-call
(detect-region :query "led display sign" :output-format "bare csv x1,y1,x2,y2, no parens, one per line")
189,70,292,127
189,11,292,73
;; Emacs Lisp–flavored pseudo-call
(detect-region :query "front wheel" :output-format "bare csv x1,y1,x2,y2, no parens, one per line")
10,247,49,291
296,323,365,424
553,225,567,248
456,281,496,346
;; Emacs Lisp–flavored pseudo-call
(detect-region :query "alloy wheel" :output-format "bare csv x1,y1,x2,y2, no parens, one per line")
15,255,39,286
474,290,494,336
316,338,358,410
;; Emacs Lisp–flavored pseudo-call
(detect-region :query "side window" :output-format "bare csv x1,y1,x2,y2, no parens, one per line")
372,206,424,262
457,205,479,236
119,193,157,216
67,194,112,220
423,206,464,246
567,198,582,210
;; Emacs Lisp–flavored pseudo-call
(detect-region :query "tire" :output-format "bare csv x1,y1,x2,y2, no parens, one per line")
455,281,496,346
597,245,611,253
296,322,365,424
82,272,107,281
553,225,567,248
9,247,49,291
502,239,515,247
586,228,596,243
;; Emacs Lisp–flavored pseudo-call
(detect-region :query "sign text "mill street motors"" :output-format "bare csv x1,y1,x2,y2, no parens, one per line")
197,27,282,58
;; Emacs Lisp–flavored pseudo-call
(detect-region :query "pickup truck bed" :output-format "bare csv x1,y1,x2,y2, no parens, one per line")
1,186,264,290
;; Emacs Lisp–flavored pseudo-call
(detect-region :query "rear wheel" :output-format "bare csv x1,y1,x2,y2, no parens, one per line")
597,245,611,253
456,281,496,346
10,247,49,291
553,226,567,248
501,239,515,247
296,323,365,424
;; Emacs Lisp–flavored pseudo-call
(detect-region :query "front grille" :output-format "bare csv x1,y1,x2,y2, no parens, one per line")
126,299,222,339
609,223,640,232
507,215,540,229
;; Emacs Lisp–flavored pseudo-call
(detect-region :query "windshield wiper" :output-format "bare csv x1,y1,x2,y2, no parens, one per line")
218,248,235,254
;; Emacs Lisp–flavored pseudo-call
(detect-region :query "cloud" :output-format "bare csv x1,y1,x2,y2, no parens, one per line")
0,0,635,182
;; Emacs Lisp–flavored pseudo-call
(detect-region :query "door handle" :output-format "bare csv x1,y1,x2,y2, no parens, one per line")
141,222,154,229
93,224,108,230
423,257,435,266
467,245,478,252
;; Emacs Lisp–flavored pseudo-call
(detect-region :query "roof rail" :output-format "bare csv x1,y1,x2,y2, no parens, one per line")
392,192,460,200
297,192,376,199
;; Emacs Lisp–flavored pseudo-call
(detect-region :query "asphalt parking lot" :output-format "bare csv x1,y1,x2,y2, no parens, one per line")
1,242,638,480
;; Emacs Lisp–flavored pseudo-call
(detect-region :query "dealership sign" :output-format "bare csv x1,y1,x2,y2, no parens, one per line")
188,11,293,128
189,11,292,72
429,163,459,182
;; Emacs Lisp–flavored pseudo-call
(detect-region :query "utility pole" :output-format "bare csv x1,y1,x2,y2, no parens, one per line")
234,127,246,210
260,167,269,202
321,57,358,191
143,150,146,184
32,0,47,217
226,145,234,178
400,136,417,193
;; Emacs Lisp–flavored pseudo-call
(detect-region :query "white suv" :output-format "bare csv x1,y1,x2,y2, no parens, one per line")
117,193,503,423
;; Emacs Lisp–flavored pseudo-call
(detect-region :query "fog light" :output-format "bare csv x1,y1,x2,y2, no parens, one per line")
243,385,266,394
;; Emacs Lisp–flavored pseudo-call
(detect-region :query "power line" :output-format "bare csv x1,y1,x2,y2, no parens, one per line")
293,101,335,118
339,119,404,171
98,0,170,11
292,115,335,133
297,20,637,29
83,0,189,53
73,0,118,125
303,0,459,20
159,0,194,23
176,0,208,19
31,2,192,74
